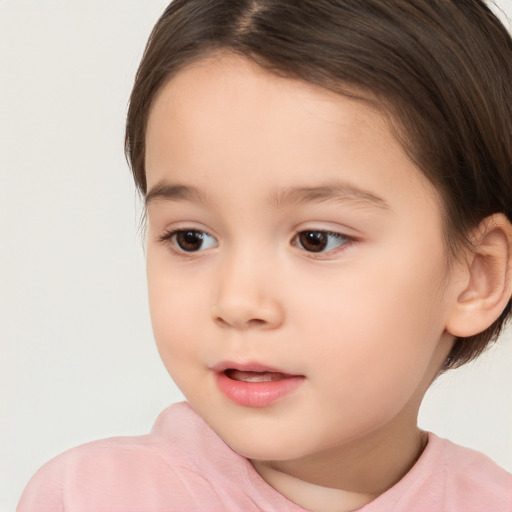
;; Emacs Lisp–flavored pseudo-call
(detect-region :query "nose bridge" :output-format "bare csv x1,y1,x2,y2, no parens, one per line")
212,242,283,329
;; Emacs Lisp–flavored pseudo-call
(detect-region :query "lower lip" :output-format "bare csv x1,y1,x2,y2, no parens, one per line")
215,372,304,408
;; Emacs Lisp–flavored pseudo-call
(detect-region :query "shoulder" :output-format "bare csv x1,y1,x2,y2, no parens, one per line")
433,434,512,508
365,432,512,512
17,403,232,511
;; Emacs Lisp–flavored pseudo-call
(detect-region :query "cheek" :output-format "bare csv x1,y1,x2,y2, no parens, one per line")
289,245,448,396
146,255,205,366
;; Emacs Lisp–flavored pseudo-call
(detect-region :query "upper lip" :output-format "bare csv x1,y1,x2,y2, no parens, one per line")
211,360,300,375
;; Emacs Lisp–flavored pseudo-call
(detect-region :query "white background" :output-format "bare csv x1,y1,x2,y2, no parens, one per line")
1,1,512,510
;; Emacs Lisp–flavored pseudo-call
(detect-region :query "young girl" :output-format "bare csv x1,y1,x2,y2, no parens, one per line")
18,0,512,510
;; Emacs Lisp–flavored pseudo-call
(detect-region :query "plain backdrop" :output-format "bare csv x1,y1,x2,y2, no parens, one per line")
1,1,512,510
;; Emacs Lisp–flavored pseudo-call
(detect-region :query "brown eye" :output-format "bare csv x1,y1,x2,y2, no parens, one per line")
296,230,349,253
173,230,217,252
298,231,328,252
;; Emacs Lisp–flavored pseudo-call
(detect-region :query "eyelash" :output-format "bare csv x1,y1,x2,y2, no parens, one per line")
291,230,351,256
157,229,218,255
157,228,353,257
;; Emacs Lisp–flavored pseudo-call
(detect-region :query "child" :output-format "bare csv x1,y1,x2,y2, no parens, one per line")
18,0,512,510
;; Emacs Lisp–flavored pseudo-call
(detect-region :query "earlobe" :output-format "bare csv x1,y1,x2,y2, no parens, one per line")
446,214,512,338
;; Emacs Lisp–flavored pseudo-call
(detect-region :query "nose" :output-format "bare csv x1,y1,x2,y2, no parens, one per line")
211,250,284,330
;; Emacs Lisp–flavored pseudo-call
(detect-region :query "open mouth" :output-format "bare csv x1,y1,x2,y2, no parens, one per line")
224,369,295,383
216,367,305,407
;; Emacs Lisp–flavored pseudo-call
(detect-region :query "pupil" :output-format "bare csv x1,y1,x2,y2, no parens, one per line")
177,231,203,251
300,231,327,252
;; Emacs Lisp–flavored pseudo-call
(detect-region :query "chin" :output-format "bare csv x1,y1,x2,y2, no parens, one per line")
209,418,321,461
228,438,302,461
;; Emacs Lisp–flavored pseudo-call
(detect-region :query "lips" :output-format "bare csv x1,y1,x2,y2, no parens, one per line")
213,361,304,407
224,369,295,382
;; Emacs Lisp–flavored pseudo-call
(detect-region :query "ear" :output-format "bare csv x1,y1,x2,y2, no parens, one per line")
446,213,512,338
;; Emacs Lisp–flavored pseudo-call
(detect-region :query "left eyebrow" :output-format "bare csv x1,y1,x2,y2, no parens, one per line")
268,182,391,211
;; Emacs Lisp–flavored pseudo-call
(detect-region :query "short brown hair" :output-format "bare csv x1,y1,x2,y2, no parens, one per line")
125,0,512,370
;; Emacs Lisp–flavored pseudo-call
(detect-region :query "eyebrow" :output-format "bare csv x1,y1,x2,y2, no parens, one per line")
145,183,211,207
269,182,390,210
146,181,390,211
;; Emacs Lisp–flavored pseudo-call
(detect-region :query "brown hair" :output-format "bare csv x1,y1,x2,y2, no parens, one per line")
125,0,512,371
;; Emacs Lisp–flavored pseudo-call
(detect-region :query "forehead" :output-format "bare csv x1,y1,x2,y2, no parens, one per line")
148,52,383,149
145,52,440,211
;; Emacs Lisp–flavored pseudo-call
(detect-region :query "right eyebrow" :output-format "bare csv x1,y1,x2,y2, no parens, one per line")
145,183,210,207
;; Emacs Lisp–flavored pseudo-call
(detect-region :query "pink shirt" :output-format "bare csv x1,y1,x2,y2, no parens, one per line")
18,402,512,511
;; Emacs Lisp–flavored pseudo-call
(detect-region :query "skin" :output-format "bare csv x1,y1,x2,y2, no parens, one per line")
144,52,464,511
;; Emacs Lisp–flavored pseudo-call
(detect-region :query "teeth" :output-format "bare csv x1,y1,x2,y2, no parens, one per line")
226,370,288,382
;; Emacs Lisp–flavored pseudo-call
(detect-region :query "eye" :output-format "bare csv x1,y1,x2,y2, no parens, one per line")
294,230,349,253
161,229,218,253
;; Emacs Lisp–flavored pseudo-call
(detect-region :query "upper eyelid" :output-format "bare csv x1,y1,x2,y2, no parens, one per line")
293,230,351,244
157,226,350,238
158,227,217,241
292,228,353,240
156,225,215,240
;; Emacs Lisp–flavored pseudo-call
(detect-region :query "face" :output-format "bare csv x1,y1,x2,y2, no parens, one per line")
144,53,457,463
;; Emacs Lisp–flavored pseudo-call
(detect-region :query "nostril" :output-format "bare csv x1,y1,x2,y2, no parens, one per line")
214,316,229,327
214,316,267,328
247,319,266,327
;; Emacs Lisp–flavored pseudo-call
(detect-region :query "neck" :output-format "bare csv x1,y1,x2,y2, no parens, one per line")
251,422,428,512
250,335,452,512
